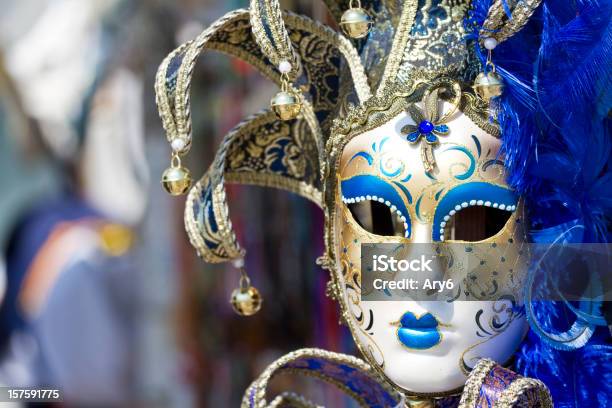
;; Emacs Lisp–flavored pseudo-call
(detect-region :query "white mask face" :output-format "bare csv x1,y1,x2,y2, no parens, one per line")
332,102,529,394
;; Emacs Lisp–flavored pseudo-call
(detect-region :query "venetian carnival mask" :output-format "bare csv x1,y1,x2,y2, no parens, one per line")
155,0,544,401
331,84,530,394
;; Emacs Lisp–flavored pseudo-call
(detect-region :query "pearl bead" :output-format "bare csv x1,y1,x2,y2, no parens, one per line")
171,138,187,152
278,60,292,74
484,37,498,50
232,258,245,268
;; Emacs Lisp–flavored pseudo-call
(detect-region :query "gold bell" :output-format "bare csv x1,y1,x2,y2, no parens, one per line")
473,70,504,102
340,1,373,39
230,259,262,316
230,286,262,316
271,90,301,121
161,155,192,196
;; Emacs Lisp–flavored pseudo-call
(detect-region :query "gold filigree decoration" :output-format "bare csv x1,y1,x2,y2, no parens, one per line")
155,9,372,152
497,377,553,408
267,392,319,408
397,0,471,82
250,0,299,71
376,0,420,96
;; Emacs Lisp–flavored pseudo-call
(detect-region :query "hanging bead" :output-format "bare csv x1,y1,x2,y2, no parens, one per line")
170,137,190,154
483,37,498,51
270,72,302,121
473,62,504,102
340,0,373,39
278,60,292,74
473,40,504,103
230,260,262,316
161,154,192,196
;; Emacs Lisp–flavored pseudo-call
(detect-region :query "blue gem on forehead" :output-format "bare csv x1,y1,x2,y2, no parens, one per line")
418,120,434,134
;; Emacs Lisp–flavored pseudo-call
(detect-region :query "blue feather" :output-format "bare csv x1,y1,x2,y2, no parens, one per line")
464,1,612,405
500,1,612,241
517,328,612,408
536,3,612,125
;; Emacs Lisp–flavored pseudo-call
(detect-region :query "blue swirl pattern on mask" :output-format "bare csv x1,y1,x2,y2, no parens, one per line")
349,151,374,166
442,145,476,180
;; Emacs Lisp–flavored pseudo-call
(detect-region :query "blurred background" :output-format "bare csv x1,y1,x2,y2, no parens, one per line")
0,0,357,406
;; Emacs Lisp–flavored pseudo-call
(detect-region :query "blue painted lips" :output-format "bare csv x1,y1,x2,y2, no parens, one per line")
397,312,442,350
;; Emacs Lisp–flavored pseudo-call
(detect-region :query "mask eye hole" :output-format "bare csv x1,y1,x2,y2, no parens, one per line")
442,205,513,241
347,199,407,238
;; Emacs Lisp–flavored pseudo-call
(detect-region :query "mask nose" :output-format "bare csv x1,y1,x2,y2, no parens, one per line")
411,222,433,244
407,225,461,304
398,225,447,299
